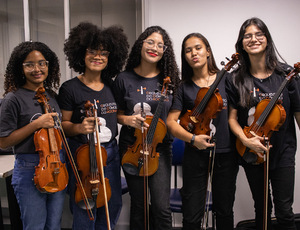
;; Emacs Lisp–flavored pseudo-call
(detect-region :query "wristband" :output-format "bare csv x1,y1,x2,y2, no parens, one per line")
190,134,196,145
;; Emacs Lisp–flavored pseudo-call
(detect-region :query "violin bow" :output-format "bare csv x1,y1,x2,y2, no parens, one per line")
140,100,150,230
201,134,216,230
37,87,95,220
94,108,111,230
263,137,270,230
54,113,95,220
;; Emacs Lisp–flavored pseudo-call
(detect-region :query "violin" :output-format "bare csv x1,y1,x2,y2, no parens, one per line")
122,77,172,176
74,100,111,227
33,87,69,193
180,53,239,135
236,62,300,164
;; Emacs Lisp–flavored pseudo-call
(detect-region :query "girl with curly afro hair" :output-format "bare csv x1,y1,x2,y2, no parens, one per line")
58,22,129,230
113,25,180,230
0,41,66,229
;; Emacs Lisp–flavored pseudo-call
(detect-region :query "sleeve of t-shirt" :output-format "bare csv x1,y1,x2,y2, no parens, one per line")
113,74,126,111
225,73,239,109
0,95,19,137
170,82,184,111
58,82,75,111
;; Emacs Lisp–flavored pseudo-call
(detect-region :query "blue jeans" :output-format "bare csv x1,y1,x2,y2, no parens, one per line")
243,163,296,230
11,154,66,230
124,145,172,230
181,145,238,230
67,138,122,230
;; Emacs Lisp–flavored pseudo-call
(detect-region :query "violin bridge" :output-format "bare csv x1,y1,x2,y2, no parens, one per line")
190,116,199,124
140,150,149,155
90,179,100,184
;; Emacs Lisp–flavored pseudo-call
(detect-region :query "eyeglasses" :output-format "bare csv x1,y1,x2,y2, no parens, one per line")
23,60,49,72
243,32,265,41
143,39,167,52
86,49,110,58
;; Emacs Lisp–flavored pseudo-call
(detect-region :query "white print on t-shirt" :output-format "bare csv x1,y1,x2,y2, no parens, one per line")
94,117,112,143
209,120,216,136
248,107,255,126
133,102,153,116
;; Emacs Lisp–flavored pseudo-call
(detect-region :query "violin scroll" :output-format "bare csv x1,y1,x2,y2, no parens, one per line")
221,53,240,72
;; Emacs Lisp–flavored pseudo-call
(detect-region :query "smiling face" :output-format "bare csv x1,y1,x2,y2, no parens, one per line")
242,24,267,56
84,47,109,73
22,50,48,91
184,36,210,70
140,32,165,65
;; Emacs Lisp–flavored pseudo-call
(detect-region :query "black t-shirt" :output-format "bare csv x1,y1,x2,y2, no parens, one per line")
171,71,235,154
113,70,173,154
226,70,300,169
0,88,61,154
58,77,118,144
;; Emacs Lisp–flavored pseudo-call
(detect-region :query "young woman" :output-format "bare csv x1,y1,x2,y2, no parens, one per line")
58,22,128,229
113,26,180,230
226,17,300,230
166,33,239,230
0,41,65,230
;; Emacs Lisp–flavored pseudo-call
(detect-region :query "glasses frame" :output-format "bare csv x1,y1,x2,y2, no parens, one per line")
22,60,49,72
86,48,110,58
243,32,265,42
143,39,167,52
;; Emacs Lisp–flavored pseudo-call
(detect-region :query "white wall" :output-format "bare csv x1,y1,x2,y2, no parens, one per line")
144,0,300,226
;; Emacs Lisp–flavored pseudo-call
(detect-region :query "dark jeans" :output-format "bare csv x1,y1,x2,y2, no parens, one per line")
124,145,172,230
243,163,296,230
181,144,238,230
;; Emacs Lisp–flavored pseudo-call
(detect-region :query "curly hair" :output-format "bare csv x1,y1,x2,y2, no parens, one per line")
181,33,219,82
233,17,286,107
64,22,129,86
125,26,180,90
3,41,60,97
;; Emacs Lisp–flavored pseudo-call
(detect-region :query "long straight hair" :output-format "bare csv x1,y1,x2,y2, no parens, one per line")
181,33,219,82
233,17,286,107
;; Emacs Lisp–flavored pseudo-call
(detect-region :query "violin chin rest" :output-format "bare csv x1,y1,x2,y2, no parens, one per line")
123,163,139,176
77,198,95,210
243,149,258,164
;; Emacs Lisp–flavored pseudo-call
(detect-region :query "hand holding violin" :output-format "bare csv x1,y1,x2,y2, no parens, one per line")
193,134,215,150
80,117,98,134
33,113,57,129
239,133,268,159
124,114,149,130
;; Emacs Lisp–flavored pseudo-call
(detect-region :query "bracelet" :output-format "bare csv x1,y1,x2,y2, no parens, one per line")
190,134,196,145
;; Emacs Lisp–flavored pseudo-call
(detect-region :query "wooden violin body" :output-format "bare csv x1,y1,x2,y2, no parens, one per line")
75,143,111,209
180,87,223,135
122,77,171,177
122,116,166,176
74,100,111,213
236,62,300,164
180,53,239,136
33,87,69,193
236,99,286,164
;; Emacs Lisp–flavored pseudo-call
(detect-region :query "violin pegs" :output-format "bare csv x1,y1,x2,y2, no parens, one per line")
220,61,225,66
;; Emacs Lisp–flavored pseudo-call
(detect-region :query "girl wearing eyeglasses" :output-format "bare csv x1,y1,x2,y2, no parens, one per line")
226,17,300,229
58,22,129,229
0,41,66,229
113,26,180,229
